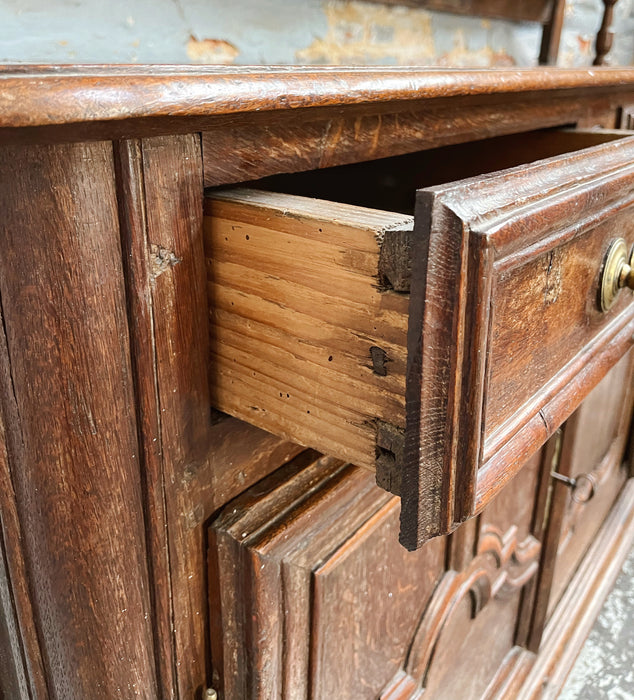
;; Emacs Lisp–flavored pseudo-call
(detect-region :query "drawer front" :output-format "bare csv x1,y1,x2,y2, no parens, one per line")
404,136,634,548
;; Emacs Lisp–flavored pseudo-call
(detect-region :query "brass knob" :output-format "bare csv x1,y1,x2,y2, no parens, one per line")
600,238,634,311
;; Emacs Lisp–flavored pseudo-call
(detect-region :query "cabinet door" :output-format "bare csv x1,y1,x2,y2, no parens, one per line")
208,448,544,700
522,350,634,650
550,351,634,615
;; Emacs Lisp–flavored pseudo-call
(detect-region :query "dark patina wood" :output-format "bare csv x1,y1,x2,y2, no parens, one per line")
404,135,634,547
201,91,627,187
539,0,566,66
365,0,553,22
0,142,157,699
0,336,47,698
115,134,305,698
3,66,634,130
594,0,619,66
203,128,634,549
209,448,542,699
522,354,634,651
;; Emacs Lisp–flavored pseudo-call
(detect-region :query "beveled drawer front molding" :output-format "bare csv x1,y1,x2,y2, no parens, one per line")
405,135,634,548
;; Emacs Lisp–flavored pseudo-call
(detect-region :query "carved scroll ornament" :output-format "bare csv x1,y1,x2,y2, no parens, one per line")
380,524,541,699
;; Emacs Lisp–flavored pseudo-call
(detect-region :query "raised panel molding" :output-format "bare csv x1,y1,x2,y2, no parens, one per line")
209,450,542,699
380,525,540,699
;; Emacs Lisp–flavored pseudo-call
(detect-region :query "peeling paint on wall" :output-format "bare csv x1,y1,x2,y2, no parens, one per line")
296,2,435,64
296,0,528,66
558,0,634,66
0,0,631,67
186,36,239,64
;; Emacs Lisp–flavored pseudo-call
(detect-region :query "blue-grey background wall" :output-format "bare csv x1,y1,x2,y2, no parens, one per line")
1,0,633,67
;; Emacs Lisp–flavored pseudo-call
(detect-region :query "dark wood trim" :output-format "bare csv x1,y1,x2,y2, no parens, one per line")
401,135,634,547
0,141,158,697
0,397,47,699
201,90,625,187
116,134,211,698
114,138,178,699
524,417,578,653
514,429,562,649
2,66,634,132
594,0,619,66
364,0,553,23
539,0,566,66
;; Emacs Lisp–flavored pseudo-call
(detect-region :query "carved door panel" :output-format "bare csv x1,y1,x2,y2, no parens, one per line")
547,349,634,615
208,447,544,699
382,451,542,700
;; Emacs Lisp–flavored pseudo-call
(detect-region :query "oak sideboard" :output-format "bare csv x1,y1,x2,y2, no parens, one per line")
1,65,634,700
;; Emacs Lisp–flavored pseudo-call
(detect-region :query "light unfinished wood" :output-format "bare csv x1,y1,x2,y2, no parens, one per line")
204,188,412,470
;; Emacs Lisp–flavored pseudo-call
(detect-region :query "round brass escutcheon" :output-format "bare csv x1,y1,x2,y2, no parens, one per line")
600,238,634,311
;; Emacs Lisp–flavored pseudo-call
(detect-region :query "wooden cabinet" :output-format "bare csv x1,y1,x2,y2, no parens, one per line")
534,351,634,631
1,67,634,700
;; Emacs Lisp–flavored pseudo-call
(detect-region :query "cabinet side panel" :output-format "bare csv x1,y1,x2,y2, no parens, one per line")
0,142,157,699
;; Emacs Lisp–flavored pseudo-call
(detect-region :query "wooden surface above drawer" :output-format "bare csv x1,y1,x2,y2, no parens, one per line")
205,130,634,549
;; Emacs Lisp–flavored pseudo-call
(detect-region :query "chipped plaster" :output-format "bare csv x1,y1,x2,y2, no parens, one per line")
296,2,436,65
0,0,631,67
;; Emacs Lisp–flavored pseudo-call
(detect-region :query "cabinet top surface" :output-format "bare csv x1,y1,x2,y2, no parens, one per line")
3,64,634,131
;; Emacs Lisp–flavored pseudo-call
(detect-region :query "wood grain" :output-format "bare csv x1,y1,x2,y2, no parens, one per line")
0,489,31,699
539,0,566,66
594,0,618,66
511,354,633,655
253,127,628,215
364,0,553,22
115,137,180,699
208,452,444,699
201,92,627,187
516,476,634,699
117,133,210,699
514,430,562,650
547,351,633,615
205,188,411,470
206,129,634,548
209,445,542,699
2,65,634,697
3,66,634,133
0,142,157,698
116,135,306,698
0,314,48,698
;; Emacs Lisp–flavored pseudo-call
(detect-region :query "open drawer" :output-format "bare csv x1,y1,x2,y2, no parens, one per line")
204,129,634,549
